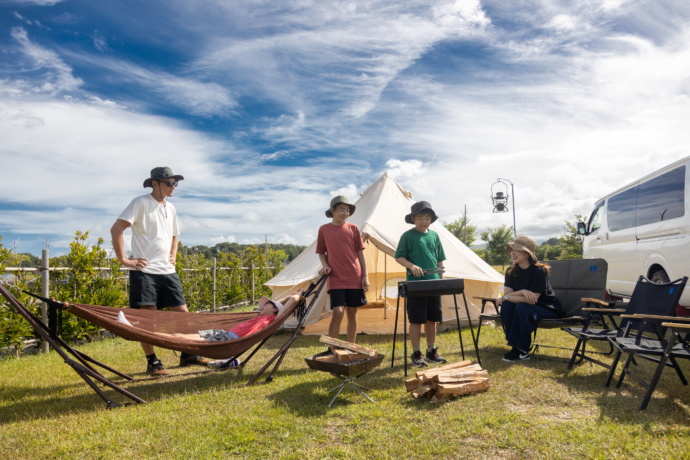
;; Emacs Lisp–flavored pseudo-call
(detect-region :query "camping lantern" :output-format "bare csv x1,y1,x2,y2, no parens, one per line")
491,178,517,237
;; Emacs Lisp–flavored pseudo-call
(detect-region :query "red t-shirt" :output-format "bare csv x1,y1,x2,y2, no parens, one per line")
229,315,276,337
315,221,365,290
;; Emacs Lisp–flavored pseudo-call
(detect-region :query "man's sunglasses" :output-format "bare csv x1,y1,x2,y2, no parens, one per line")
157,180,179,188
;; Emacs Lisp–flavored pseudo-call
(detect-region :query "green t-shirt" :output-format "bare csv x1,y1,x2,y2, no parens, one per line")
395,228,447,281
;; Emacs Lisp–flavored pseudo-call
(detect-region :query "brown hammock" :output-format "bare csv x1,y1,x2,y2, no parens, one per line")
0,275,327,408
61,296,300,360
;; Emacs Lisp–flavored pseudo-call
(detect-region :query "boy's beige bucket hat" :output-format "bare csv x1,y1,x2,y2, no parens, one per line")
325,195,356,218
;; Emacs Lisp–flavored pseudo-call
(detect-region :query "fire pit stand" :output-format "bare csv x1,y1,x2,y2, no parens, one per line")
305,351,385,407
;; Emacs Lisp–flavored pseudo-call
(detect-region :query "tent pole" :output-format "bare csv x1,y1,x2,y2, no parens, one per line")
383,251,387,319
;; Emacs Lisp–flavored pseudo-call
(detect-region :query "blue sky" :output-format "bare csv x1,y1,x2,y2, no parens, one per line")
1,0,689,257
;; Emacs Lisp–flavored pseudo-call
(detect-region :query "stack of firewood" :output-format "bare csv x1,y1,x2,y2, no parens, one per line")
405,360,490,402
314,335,379,363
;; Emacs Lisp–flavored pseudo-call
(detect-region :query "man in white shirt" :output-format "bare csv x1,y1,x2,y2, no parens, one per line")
110,167,209,376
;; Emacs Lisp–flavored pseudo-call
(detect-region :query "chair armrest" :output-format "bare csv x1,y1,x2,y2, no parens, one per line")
473,296,499,315
662,322,690,330
581,307,625,314
622,314,690,321
581,298,611,307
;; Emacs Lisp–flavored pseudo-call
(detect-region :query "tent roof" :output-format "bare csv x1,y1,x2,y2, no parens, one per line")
266,172,502,287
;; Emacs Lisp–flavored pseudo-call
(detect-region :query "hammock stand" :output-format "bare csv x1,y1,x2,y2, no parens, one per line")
0,275,327,409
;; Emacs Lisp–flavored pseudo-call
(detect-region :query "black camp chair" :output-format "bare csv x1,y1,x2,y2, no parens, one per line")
474,259,609,357
603,276,688,410
564,275,685,372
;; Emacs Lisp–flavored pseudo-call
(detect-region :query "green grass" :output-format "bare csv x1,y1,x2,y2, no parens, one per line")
1,326,689,459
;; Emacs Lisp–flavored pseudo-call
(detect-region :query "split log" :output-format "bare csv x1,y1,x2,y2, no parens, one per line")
319,336,378,357
416,363,480,383
435,379,491,396
405,378,422,392
314,353,341,363
411,384,433,399
331,348,371,363
433,370,489,383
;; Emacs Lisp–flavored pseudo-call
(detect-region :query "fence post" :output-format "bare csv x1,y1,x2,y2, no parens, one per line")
40,249,50,353
212,256,217,313
251,261,255,303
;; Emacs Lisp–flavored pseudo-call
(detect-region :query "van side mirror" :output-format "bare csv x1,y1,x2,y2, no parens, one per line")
577,222,587,236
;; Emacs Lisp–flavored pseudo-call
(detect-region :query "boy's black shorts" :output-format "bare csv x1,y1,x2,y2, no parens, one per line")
129,271,186,309
329,289,367,310
406,295,443,324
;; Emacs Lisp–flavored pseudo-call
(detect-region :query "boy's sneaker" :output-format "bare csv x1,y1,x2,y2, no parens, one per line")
179,355,212,367
146,359,169,376
426,348,448,364
411,350,428,367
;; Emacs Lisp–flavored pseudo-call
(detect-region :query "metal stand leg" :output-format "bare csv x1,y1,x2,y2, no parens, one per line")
460,292,481,366
326,374,375,407
390,291,409,376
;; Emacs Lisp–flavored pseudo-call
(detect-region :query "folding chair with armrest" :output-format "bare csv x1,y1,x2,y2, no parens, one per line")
563,275,684,371
606,314,690,410
605,281,689,410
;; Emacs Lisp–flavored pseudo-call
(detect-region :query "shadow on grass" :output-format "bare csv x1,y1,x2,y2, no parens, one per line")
0,356,322,424
267,363,410,414
0,365,250,423
553,361,690,421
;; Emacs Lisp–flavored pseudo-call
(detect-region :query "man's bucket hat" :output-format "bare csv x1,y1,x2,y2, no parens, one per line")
405,201,438,224
325,195,356,218
143,167,185,188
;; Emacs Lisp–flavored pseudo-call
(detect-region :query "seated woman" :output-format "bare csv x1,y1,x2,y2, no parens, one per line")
498,236,564,362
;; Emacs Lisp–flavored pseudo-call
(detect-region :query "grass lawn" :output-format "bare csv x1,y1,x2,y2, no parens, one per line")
1,324,689,459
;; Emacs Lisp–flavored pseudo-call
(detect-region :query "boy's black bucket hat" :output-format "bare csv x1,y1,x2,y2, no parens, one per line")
405,201,438,224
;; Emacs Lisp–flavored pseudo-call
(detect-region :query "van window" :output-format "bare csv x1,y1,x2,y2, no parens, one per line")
635,165,685,226
607,186,638,231
589,201,604,233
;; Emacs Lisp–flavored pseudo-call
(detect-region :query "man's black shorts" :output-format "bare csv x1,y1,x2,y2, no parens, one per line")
406,295,443,324
329,289,367,310
129,271,186,309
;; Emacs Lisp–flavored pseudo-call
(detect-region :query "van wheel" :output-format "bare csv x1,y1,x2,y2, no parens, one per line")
651,269,670,284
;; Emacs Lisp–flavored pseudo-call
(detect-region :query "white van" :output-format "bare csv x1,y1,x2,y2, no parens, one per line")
578,156,690,305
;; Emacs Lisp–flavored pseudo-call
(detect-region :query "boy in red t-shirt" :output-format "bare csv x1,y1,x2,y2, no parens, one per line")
316,196,369,343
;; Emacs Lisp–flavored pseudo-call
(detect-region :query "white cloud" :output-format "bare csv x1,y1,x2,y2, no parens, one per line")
10,27,83,94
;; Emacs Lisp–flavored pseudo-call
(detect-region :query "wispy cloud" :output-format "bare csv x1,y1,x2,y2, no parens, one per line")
10,27,83,93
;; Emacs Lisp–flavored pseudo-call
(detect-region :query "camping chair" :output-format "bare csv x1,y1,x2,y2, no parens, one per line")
0,275,328,408
603,277,688,410
564,275,684,372
474,259,609,357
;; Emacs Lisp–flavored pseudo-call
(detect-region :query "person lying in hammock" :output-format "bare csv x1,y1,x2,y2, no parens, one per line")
154,290,304,342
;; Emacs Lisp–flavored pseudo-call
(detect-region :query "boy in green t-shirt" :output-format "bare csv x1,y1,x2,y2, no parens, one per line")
395,201,447,367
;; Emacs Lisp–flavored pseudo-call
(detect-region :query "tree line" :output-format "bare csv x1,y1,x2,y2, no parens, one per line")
442,212,586,268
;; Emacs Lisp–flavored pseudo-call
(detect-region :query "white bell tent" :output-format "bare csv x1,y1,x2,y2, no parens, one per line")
265,172,503,335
